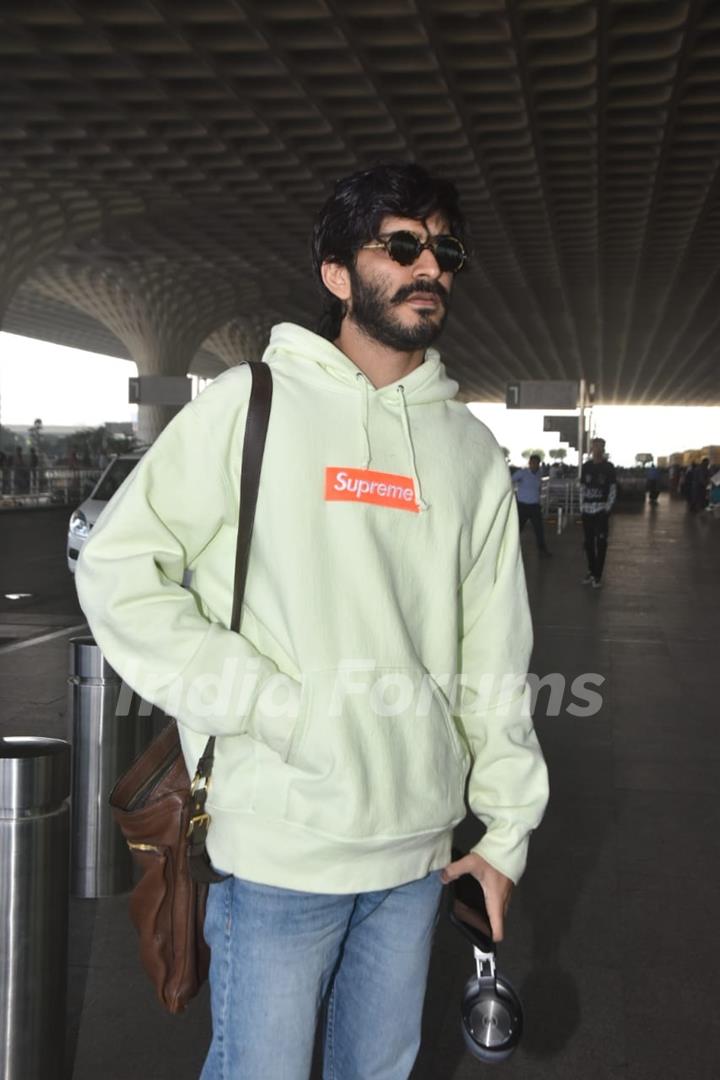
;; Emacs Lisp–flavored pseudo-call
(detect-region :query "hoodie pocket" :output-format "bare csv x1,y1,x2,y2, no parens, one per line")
283,666,469,840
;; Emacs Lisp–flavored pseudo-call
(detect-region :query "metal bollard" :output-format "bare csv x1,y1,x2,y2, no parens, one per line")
0,736,71,1080
68,637,158,897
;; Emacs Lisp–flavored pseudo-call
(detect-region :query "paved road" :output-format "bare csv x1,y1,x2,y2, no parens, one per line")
2,498,720,1078
1,507,82,618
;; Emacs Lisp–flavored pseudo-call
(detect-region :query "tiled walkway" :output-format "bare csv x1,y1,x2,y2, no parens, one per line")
2,496,718,1079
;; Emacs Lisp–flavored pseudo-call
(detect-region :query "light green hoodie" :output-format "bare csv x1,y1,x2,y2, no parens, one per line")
77,322,548,893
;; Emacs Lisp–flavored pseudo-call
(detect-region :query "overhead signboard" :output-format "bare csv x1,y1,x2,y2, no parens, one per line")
544,414,588,451
128,376,192,406
506,380,579,410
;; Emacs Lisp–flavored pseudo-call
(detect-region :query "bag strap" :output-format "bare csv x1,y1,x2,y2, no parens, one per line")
188,361,273,882
231,362,273,632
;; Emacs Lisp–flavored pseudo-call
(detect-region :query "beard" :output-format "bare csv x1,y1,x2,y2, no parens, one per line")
347,266,450,351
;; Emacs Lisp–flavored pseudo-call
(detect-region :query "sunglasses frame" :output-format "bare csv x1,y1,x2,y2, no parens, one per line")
361,230,467,273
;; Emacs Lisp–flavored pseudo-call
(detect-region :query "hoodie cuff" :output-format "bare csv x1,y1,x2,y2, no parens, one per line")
471,823,532,886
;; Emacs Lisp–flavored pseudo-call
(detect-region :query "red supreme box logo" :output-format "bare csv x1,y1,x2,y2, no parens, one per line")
325,467,419,512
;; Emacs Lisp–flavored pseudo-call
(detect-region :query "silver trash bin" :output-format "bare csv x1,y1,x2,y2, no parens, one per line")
0,735,71,1080
69,637,158,897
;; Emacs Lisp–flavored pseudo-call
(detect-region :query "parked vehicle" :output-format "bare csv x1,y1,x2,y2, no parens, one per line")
67,453,143,573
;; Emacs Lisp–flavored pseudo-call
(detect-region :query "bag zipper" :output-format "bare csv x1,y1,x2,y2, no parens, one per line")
126,747,180,810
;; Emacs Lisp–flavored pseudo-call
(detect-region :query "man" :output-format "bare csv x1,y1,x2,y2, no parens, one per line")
691,457,710,512
580,436,617,588
512,454,552,555
77,162,548,1080
645,462,660,505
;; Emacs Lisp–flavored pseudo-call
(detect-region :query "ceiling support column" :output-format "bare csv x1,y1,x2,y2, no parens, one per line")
32,261,241,443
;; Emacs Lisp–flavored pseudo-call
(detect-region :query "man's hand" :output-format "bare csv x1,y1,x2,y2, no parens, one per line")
441,851,513,942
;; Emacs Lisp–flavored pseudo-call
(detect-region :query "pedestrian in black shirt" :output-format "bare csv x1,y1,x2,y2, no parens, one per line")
580,437,616,589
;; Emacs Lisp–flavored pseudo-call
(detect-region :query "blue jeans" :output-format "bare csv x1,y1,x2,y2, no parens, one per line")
200,871,444,1080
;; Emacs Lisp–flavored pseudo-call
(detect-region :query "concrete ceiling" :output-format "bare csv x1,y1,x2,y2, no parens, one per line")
1,0,720,403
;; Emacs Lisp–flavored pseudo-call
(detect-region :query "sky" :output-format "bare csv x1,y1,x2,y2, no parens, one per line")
0,332,137,429
467,402,720,466
1,331,718,466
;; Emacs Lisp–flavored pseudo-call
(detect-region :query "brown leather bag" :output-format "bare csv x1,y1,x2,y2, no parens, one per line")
110,722,208,1012
109,361,273,1013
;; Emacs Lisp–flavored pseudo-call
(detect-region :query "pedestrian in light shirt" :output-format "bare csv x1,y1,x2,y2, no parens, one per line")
512,454,551,556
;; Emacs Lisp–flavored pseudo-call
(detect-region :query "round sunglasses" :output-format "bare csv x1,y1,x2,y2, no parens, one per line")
361,230,467,274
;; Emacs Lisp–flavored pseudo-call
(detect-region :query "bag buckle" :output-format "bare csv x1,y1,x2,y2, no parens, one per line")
187,812,210,838
190,772,210,795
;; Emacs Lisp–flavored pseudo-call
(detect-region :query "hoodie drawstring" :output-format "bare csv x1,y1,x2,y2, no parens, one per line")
355,375,428,513
397,385,428,512
356,372,372,469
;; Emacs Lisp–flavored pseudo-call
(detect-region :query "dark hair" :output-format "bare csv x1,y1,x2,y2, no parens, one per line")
311,161,466,340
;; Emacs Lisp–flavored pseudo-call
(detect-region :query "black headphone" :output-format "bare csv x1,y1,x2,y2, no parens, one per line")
447,855,523,1064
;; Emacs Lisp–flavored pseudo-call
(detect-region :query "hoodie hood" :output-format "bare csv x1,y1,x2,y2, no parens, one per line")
264,323,460,511
264,322,459,404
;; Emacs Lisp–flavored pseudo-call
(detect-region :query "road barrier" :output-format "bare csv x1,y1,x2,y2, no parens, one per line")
69,638,158,897
0,736,71,1080
0,467,101,509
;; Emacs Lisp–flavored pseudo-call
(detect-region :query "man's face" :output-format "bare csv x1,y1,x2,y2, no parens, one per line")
346,213,455,351
529,458,540,472
591,441,606,462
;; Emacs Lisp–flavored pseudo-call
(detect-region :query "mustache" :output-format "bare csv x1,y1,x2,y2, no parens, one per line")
392,280,449,308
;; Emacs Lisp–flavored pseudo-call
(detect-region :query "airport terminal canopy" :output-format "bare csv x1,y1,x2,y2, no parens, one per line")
1,0,720,427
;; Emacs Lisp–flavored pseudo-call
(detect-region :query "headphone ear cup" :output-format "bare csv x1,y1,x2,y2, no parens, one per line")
460,972,523,1064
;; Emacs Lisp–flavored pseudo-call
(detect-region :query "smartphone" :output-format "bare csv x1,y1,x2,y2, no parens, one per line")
446,849,494,953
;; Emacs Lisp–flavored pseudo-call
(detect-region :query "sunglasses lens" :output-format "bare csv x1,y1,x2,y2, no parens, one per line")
386,231,422,266
434,236,465,273
379,231,466,272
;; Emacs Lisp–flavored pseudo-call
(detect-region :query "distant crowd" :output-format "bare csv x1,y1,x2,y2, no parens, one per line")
672,458,720,513
510,441,720,590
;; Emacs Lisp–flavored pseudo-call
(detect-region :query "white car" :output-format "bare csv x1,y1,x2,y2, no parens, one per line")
67,453,143,573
